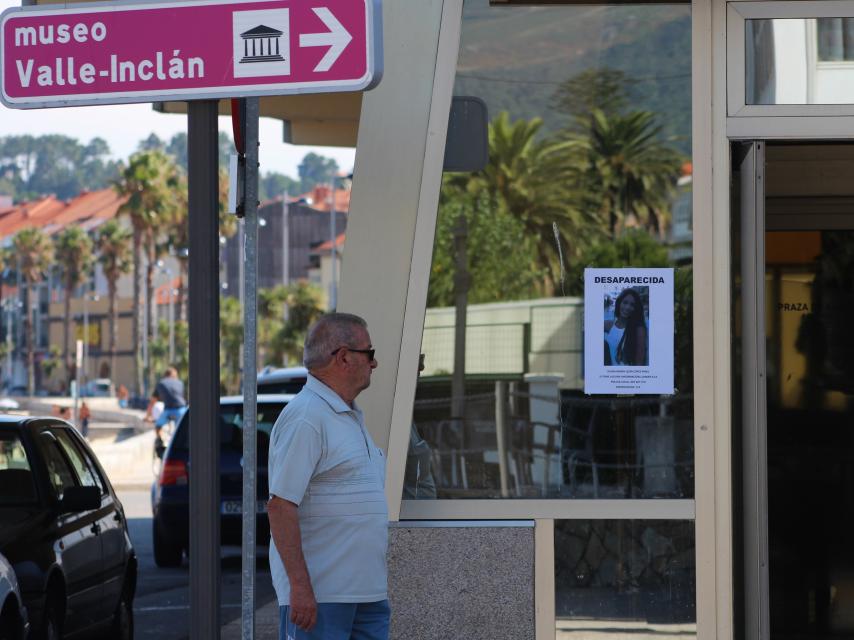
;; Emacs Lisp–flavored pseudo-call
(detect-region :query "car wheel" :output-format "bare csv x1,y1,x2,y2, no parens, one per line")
110,590,134,640
153,521,183,567
0,600,21,640
35,597,61,640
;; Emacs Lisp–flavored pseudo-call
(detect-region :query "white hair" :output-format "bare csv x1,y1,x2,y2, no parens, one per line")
303,313,368,370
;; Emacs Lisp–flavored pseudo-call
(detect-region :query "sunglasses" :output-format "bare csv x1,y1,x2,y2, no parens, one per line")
331,346,376,361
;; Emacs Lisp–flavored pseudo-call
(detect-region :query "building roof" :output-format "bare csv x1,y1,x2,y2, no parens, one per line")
260,184,351,213
0,188,128,241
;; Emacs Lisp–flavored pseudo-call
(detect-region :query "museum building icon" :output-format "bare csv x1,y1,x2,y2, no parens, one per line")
240,25,285,63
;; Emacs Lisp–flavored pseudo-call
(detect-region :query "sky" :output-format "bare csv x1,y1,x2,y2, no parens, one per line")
0,0,356,178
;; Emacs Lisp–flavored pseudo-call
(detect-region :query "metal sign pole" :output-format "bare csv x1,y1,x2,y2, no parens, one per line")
241,96,260,640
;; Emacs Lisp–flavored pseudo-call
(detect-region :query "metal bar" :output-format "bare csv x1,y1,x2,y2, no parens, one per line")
740,141,769,640
329,178,337,311
494,380,510,498
241,96,260,640
188,99,221,640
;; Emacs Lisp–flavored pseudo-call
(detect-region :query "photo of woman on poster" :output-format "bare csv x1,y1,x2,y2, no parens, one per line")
604,287,649,366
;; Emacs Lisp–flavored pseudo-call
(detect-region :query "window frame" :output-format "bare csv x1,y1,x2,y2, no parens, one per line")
728,0,854,121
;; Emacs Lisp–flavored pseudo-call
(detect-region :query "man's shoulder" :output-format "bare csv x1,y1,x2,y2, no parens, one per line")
275,388,331,433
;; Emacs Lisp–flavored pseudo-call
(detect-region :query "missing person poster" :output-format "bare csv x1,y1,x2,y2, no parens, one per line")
584,268,674,395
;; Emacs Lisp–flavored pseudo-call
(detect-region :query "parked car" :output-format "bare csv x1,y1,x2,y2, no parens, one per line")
256,366,307,395
80,379,112,398
0,551,27,640
151,395,294,567
0,417,136,639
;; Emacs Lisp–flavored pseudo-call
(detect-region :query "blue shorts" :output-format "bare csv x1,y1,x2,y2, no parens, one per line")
155,406,186,428
279,600,390,640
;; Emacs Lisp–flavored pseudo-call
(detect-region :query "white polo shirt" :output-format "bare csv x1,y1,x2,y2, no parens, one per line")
268,374,388,605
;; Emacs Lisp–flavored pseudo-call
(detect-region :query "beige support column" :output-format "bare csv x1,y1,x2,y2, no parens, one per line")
338,0,464,521
694,0,734,636
337,0,446,450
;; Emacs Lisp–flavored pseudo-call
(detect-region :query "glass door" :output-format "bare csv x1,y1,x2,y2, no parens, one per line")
734,140,854,639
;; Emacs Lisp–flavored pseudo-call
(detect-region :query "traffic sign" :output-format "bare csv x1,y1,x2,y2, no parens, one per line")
0,0,382,109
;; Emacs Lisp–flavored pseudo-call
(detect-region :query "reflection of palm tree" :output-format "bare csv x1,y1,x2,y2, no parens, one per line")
560,109,682,239
13,228,53,395
449,111,598,293
96,220,132,385
54,227,94,386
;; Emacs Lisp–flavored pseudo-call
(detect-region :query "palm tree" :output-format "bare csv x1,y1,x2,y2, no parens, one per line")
164,167,234,324
115,150,178,396
54,227,94,386
451,111,599,295
96,220,132,385
13,228,53,395
560,109,683,239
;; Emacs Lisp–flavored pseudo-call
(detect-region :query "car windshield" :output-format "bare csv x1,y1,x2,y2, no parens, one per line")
0,430,37,505
170,403,286,458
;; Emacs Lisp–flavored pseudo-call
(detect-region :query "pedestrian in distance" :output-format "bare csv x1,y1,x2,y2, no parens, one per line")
267,312,389,640
79,401,91,438
144,367,187,447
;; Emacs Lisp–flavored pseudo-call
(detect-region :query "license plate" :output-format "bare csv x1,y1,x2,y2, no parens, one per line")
220,500,267,515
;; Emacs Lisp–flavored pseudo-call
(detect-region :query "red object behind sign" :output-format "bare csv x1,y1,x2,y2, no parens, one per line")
0,0,381,109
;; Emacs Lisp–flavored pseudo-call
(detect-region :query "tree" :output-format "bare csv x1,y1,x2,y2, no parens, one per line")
565,229,671,296
297,153,339,192
164,131,234,172
165,167,234,322
13,228,53,395
0,134,120,201
551,68,633,129
264,282,324,367
138,133,166,152
219,296,243,394
560,109,683,238
448,112,601,295
428,192,546,307
150,319,188,387
115,150,179,396
260,172,300,201
96,220,132,384
54,227,95,386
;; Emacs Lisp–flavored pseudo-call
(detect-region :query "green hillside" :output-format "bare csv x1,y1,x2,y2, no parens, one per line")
452,2,691,154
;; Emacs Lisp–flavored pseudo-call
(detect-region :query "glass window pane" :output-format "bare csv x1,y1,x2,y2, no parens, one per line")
34,431,77,499
0,430,37,504
555,519,696,637
746,18,854,105
404,0,693,500
53,427,105,493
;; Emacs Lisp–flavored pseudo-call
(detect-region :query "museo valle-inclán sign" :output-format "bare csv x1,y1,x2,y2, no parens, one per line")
0,0,382,108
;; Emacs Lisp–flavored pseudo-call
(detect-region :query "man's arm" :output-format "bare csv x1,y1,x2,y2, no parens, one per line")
267,496,317,631
143,395,157,421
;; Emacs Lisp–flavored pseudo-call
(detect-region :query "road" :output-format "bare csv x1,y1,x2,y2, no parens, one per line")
117,489,280,639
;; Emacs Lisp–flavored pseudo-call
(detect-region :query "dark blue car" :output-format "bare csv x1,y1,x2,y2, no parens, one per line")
150,395,293,567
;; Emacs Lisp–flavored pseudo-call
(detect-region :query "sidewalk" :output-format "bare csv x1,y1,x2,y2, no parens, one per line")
89,428,157,489
221,600,281,638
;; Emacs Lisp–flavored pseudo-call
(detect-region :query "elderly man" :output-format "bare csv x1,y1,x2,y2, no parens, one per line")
267,313,388,640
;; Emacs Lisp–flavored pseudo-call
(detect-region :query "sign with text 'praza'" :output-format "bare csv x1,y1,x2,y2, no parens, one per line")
0,0,382,109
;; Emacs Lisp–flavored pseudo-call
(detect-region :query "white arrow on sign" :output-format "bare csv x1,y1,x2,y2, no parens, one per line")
299,7,353,73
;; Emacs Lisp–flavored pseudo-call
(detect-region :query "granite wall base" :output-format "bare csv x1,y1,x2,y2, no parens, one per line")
388,524,535,640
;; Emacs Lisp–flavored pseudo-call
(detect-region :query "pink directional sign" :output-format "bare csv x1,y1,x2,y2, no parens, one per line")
0,0,381,109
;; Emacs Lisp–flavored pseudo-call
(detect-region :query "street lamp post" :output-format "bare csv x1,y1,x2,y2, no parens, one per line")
169,288,177,364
